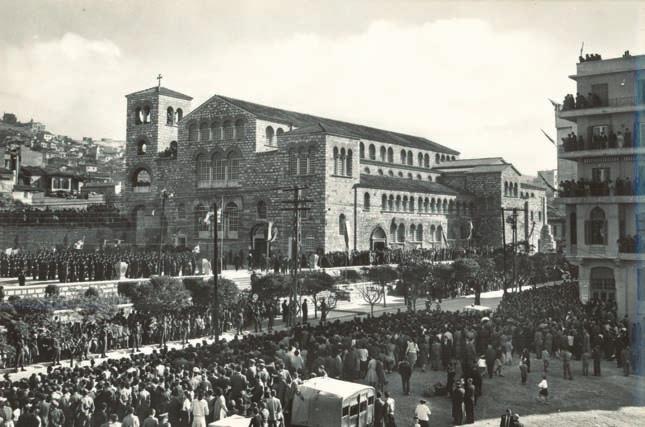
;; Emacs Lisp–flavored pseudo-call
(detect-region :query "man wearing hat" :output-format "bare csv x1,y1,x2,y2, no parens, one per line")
413,399,431,427
451,379,465,426
48,399,65,427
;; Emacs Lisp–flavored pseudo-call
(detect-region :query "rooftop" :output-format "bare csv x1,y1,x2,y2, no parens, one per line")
431,157,506,169
358,174,459,195
125,86,193,101
572,53,645,80
217,95,459,155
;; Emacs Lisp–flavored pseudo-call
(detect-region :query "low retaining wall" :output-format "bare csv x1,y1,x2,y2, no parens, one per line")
1,274,211,300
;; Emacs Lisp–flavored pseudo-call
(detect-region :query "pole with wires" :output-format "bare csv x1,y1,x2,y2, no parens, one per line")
212,201,219,341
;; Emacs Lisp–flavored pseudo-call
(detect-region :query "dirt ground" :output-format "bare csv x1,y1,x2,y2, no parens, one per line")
358,355,645,426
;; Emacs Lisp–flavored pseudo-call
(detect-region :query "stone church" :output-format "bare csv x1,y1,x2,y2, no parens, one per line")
122,85,549,262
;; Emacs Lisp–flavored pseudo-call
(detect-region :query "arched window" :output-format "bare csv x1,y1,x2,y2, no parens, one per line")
195,204,210,236
428,176,433,182
132,169,151,193
435,153,440,164
418,197,422,212
137,139,147,155
223,120,233,140
402,196,408,211
276,128,284,138
257,200,267,219
212,152,225,181
379,169,385,176
188,123,198,141
398,171,403,177
416,224,423,242
452,156,456,161
538,211,543,222
400,149,406,164
436,225,443,242
424,154,430,168
513,183,518,197
364,167,371,174
442,199,448,213
387,147,394,163
368,144,376,160
504,182,508,196
570,212,577,245
417,174,422,180
441,154,446,162
390,222,397,241
381,194,387,210
449,200,455,214
364,192,370,211
407,151,413,165
142,106,151,124
410,224,417,241
211,121,222,141
169,141,178,158
227,150,241,181
395,195,401,211
407,173,413,179
333,147,339,175
397,223,405,243
418,152,423,167
360,142,365,159
430,198,436,213
430,225,436,241
235,119,245,140
166,107,174,125
590,267,616,301
388,195,394,211
175,108,183,123
200,121,210,141
587,207,607,245
387,170,393,176
424,198,429,213
346,149,353,177
339,148,346,176
134,107,142,125
224,202,240,238
339,214,346,235
380,146,386,162
176,202,185,219
409,197,415,212
197,154,211,186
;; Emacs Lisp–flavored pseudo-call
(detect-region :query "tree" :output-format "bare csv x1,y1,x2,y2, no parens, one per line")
356,283,383,317
184,277,240,308
301,271,336,318
129,276,192,317
453,258,481,304
397,259,432,311
251,274,291,302
433,263,455,298
364,265,398,307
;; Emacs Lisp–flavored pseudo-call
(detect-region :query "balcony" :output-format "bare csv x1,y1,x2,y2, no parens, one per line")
559,95,645,121
559,145,645,160
556,179,645,204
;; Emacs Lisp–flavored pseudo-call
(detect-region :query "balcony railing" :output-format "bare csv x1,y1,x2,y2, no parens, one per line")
561,95,639,112
558,179,641,198
618,235,642,254
560,132,638,153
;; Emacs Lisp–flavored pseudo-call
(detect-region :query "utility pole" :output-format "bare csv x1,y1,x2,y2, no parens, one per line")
501,206,519,293
158,189,173,275
500,208,507,295
212,202,220,341
279,185,311,327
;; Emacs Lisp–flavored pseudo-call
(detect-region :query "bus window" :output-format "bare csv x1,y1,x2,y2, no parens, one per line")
342,406,349,417
349,404,359,416
359,400,367,412
367,396,375,406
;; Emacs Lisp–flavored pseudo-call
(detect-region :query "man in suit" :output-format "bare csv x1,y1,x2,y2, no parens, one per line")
397,359,412,396
230,365,248,400
264,390,283,427
499,408,513,427
122,407,140,427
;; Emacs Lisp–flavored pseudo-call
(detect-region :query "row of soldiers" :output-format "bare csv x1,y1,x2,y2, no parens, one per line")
0,249,199,283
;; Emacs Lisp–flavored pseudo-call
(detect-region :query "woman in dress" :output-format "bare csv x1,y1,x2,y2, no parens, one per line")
365,357,379,389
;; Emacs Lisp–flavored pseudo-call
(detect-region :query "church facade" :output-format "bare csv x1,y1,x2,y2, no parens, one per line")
122,85,547,261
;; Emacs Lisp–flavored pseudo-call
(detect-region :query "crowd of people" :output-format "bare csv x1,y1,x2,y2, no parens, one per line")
578,53,603,63
0,206,128,227
560,128,634,152
558,176,643,198
0,248,200,284
617,234,642,253
0,279,638,426
561,92,604,111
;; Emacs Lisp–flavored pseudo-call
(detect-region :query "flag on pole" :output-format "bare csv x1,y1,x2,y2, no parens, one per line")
540,129,556,145
466,220,474,240
73,238,84,250
192,244,200,254
343,219,351,251
203,211,214,224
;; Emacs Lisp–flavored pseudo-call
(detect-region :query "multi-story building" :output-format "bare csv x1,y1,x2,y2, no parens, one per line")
121,85,547,261
556,52,645,360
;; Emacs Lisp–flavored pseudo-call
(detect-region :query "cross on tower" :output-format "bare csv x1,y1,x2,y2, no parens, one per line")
157,74,163,88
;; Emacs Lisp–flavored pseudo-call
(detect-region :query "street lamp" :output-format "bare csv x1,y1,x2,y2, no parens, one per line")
158,188,174,275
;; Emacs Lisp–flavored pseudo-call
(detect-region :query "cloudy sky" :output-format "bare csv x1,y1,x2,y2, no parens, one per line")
1,0,643,175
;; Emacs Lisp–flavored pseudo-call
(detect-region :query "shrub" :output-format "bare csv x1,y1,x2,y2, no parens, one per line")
339,269,362,283
44,284,60,298
117,281,139,298
84,287,100,298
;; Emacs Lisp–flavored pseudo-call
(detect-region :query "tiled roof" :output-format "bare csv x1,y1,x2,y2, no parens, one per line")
520,181,546,191
125,86,193,101
20,166,47,176
357,174,459,195
433,157,506,169
217,95,459,155
12,184,42,192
